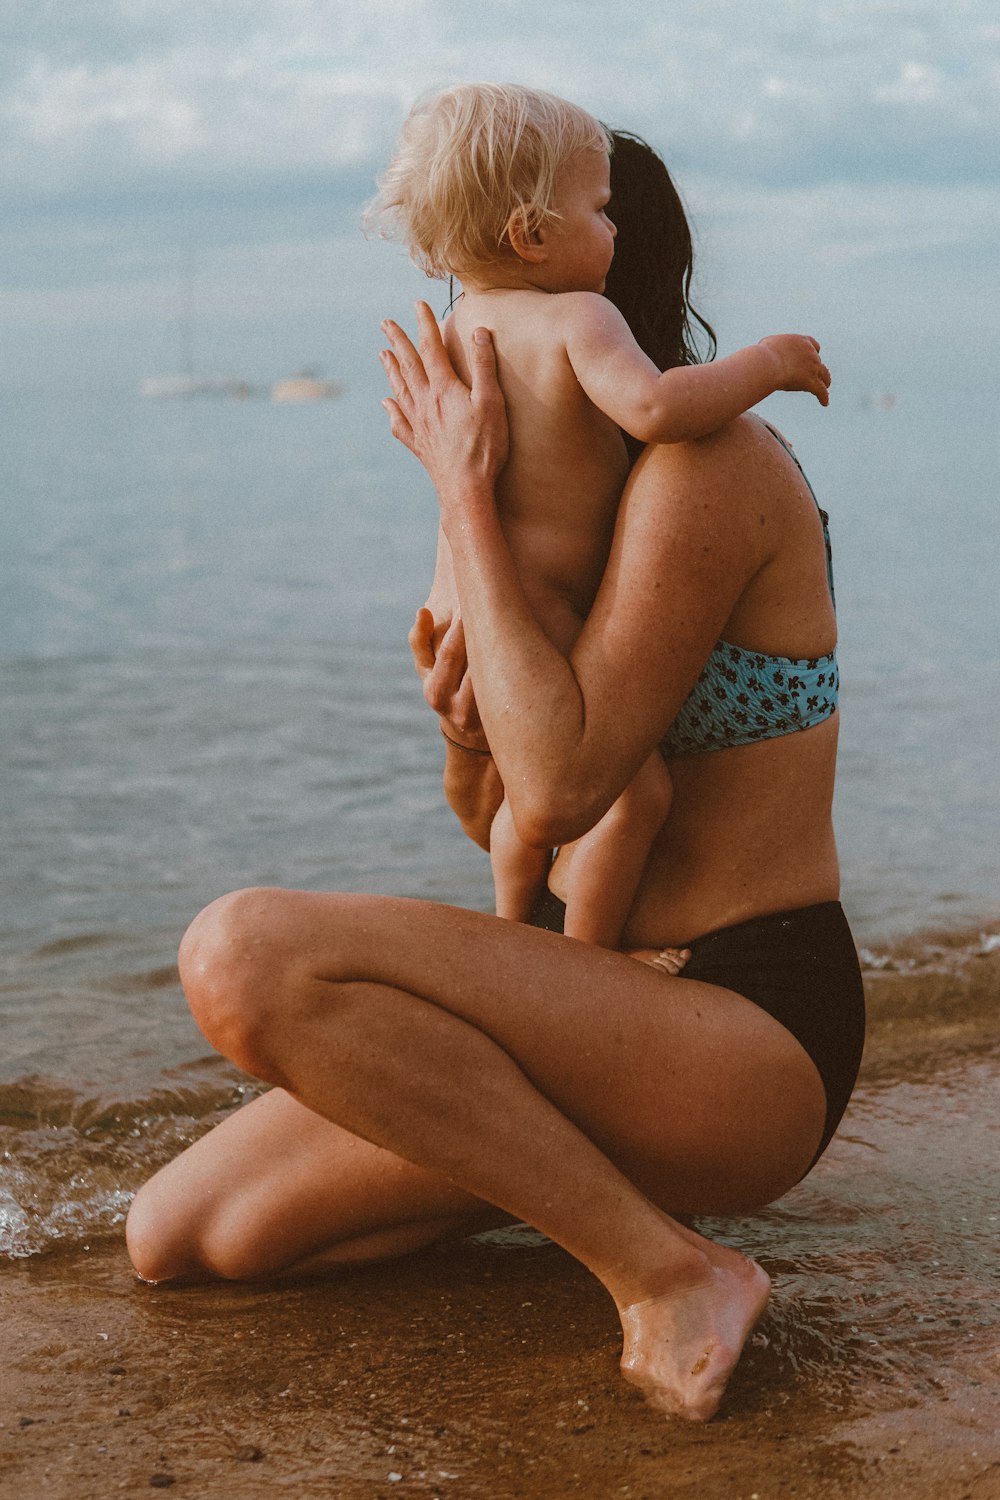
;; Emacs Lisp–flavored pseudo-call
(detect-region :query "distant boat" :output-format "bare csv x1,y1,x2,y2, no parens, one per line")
139,254,343,402
271,371,344,403
139,374,255,400
140,251,255,400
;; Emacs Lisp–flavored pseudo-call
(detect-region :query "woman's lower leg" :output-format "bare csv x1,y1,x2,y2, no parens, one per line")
177,889,780,1417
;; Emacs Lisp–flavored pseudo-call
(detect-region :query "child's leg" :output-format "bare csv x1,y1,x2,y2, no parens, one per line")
490,794,552,923
562,752,674,949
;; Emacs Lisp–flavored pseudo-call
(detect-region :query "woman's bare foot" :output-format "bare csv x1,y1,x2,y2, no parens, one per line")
618,1244,771,1421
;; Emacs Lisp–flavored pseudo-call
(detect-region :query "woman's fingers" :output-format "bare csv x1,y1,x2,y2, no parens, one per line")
410,608,483,738
430,623,483,735
425,616,469,708
379,335,422,449
409,606,436,679
444,679,482,737
380,305,509,488
379,349,415,419
380,317,429,406
414,300,458,386
468,326,506,420
382,396,416,454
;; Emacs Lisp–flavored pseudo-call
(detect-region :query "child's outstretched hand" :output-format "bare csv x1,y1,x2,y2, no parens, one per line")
758,335,831,406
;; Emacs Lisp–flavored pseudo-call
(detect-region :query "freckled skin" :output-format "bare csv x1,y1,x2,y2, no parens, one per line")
127,278,838,1425
436,148,830,950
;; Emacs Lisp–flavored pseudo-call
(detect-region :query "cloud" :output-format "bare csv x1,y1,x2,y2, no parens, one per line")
1,0,997,388
2,0,997,204
9,58,208,157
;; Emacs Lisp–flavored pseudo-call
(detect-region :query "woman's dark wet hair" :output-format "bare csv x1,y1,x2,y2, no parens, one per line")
603,130,716,376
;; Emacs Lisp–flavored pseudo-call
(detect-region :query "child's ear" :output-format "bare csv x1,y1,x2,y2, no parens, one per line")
505,208,547,264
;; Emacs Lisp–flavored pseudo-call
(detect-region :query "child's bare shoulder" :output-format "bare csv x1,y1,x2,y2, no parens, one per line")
552,290,615,317
447,291,629,372
550,291,630,343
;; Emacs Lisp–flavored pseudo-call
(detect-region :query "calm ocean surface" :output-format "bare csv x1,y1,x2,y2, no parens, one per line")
1,373,997,1256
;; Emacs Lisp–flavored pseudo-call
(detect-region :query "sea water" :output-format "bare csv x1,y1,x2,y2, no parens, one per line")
1,372,997,1257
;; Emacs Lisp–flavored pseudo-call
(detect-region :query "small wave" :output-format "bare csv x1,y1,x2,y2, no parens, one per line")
0,1181,133,1260
859,920,1000,975
31,932,120,959
2,919,996,1261
860,919,1000,1050
0,1061,256,1132
104,965,180,993
0,1059,263,1259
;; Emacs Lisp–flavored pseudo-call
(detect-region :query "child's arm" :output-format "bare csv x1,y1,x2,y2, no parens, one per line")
561,295,830,444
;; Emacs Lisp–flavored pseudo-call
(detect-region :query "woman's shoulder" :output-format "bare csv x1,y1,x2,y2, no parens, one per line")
618,415,821,592
638,414,810,510
655,411,781,459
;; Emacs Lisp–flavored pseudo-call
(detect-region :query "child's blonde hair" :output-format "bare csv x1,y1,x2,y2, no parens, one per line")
369,83,610,278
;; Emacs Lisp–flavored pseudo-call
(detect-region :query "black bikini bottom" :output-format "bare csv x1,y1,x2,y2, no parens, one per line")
530,890,866,1169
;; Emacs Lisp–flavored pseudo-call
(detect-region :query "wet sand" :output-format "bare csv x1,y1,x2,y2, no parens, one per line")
3,938,999,1499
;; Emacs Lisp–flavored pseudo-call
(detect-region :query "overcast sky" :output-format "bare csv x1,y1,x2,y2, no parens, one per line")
3,0,997,391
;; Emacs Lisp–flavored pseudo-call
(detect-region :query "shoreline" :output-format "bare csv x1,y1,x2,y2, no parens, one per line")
3,1227,997,1500
4,944,999,1498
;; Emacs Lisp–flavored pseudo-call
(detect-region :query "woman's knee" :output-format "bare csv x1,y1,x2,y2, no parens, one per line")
178,886,303,1077
126,1173,206,1283
126,1170,283,1284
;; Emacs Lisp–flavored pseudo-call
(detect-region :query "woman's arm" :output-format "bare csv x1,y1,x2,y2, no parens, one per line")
381,304,773,847
560,295,830,444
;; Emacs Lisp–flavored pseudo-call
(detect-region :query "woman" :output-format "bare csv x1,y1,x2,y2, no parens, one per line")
126,135,863,1423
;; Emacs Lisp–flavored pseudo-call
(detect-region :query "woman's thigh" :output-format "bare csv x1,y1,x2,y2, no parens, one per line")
183,889,828,1214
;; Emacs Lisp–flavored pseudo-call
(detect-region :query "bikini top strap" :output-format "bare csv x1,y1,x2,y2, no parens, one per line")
760,420,835,607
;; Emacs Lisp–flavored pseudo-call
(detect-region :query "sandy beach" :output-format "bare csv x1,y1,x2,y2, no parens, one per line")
5,5,1000,1491
4,934,998,1500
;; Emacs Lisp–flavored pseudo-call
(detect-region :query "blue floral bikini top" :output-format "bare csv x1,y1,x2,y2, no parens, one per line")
661,426,839,758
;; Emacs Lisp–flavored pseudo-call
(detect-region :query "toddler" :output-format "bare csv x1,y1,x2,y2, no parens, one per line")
374,84,830,949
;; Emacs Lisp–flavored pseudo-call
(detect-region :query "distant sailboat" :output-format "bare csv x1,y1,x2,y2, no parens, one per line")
140,373,254,399
140,253,254,400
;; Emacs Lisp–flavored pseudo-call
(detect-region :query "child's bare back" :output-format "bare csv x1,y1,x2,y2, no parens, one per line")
444,289,628,649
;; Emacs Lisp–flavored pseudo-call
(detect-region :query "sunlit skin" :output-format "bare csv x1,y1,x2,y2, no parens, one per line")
126,300,840,1422
435,146,831,949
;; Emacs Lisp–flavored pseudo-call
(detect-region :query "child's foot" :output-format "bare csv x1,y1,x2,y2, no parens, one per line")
626,946,691,976
618,1247,770,1421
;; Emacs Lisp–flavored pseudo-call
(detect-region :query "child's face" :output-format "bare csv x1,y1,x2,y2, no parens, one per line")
543,149,617,293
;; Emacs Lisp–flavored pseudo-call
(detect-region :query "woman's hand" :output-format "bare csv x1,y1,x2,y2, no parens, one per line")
409,605,488,751
410,603,502,849
380,302,510,496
